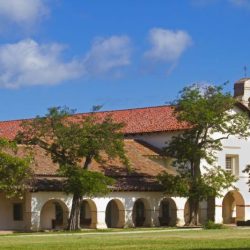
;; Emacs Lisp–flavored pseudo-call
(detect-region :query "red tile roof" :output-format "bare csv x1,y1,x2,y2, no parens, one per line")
15,139,172,177
0,105,189,140
15,139,174,192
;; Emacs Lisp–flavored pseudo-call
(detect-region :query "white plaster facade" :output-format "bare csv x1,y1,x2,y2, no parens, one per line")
2,116,250,231
1,79,250,231
26,191,188,231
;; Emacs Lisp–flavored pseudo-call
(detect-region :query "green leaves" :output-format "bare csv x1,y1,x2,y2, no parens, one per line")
59,165,115,197
158,166,237,201
161,84,247,202
158,172,189,197
0,138,17,151
17,106,129,230
0,143,32,199
17,107,129,169
202,166,237,197
17,106,128,195
166,83,250,169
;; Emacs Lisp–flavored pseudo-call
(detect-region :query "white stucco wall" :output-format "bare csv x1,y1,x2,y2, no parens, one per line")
30,192,72,231
29,191,187,230
0,193,31,231
2,106,249,230
128,132,179,150
129,106,250,224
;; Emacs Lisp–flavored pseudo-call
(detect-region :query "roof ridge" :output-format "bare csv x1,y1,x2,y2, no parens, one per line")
0,104,173,123
0,117,31,124
73,104,173,117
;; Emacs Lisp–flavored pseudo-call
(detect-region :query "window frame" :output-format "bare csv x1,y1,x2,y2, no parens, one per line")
225,154,239,176
13,203,23,221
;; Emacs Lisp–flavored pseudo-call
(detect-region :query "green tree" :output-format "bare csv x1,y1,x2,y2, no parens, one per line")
242,166,250,190
158,84,250,225
17,107,128,230
0,138,31,199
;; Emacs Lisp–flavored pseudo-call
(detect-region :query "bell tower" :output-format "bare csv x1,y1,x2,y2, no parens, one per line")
234,78,250,108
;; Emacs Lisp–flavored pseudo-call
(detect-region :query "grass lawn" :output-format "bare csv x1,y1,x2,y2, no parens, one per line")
1,228,250,249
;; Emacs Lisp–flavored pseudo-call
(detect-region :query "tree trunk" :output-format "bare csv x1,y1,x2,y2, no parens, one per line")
186,198,200,226
83,155,92,170
186,159,201,226
67,156,92,230
68,193,81,231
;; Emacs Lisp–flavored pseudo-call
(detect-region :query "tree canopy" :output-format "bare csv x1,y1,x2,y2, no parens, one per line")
17,107,128,230
158,84,250,225
0,138,31,199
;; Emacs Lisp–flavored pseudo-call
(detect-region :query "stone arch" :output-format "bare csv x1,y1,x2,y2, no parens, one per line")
40,199,69,230
159,198,177,226
105,199,125,228
222,190,245,224
80,199,97,229
132,198,151,227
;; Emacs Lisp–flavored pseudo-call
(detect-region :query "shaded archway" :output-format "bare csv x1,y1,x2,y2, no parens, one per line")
40,199,69,230
184,199,191,225
80,199,97,229
132,198,151,227
159,198,177,226
222,191,245,224
105,199,125,228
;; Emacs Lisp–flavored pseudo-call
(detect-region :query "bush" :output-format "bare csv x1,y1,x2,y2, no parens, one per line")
203,220,224,229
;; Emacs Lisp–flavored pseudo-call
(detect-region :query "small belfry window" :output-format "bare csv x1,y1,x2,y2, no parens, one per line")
226,157,232,171
13,203,23,221
225,155,239,176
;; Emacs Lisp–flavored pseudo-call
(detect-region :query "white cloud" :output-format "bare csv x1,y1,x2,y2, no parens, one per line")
0,0,48,24
0,35,132,88
83,36,131,75
144,28,192,63
0,39,82,88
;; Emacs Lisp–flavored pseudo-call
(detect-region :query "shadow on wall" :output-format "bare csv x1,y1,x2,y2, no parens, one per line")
132,198,151,227
40,199,69,230
105,199,125,228
159,198,177,227
222,190,245,224
80,199,97,229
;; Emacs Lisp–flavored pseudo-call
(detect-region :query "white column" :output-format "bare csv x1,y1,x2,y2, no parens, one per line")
150,196,161,227
124,209,134,227
214,197,223,224
96,210,107,229
172,197,187,226
245,207,250,221
145,208,153,227
152,208,160,227
176,208,185,226
30,211,40,231
24,192,32,231
30,194,41,231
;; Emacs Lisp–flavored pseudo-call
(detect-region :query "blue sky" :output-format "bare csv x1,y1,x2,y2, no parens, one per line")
1,0,250,120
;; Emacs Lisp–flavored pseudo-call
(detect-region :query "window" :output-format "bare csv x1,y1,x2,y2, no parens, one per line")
226,157,233,171
13,203,23,221
225,155,239,176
